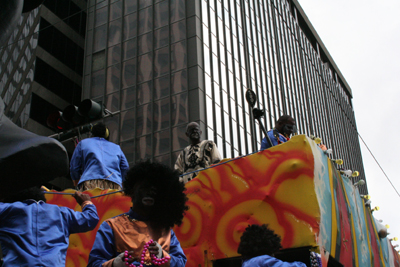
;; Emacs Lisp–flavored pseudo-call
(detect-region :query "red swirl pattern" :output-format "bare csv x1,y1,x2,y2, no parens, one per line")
173,136,320,266
46,136,400,267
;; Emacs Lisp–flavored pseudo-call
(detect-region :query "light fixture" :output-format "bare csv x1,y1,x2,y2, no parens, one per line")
361,195,371,200
352,171,360,177
324,148,333,155
364,200,371,206
394,244,399,248
386,225,390,229
334,159,344,165
309,135,321,144
372,206,380,212
353,180,365,187
390,237,398,242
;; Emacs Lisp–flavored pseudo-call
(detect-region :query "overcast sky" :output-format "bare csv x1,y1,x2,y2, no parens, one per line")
296,0,400,249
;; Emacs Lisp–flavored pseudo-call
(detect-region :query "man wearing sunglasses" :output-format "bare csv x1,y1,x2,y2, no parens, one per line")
260,115,297,150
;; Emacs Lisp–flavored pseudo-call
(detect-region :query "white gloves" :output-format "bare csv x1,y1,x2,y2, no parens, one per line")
154,241,163,259
112,252,126,267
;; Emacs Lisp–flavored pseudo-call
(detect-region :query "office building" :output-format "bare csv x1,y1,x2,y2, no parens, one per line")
0,0,87,136
83,0,366,192
0,0,367,193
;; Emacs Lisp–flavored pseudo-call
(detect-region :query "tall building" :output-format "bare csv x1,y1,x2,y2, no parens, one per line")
0,0,87,189
83,0,366,193
0,0,367,194
0,0,87,136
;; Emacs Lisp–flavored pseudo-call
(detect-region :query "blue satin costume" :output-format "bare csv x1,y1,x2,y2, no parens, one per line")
88,209,186,267
70,137,129,188
260,130,288,150
0,200,99,266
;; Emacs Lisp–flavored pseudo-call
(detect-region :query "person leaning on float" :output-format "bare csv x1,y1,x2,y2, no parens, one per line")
70,122,129,191
260,115,297,150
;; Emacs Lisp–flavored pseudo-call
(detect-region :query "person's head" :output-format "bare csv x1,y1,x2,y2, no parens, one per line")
2,186,46,203
123,160,189,229
91,122,110,140
237,224,282,260
186,122,202,144
275,115,296,137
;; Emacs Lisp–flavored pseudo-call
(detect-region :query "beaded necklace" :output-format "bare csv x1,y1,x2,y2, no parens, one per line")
124,240,170,267
123,214,171,266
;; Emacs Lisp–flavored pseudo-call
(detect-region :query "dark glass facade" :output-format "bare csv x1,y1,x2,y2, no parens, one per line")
0,0,365,193
0,8,40,127
84,0,189,167
83,0,366,193
0,0,87,136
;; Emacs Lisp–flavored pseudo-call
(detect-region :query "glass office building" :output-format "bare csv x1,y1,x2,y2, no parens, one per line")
0,0,87,136
0,9,40,129
0,0,87,189
84,0,366,192
0,0,366,193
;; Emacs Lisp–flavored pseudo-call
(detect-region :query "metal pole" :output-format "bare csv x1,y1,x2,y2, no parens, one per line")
48,110,121,139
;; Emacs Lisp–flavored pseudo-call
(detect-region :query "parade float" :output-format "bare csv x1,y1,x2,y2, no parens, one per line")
2,2,396,266
45,134,400,267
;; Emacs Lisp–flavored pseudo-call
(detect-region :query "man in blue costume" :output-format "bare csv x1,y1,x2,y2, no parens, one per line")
238,224,306,267
260,115,297,150
70,122,129,191
88,161,188,267
0,187,99,266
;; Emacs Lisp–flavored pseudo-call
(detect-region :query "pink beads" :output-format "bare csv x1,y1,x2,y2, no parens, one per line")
123,239,171,267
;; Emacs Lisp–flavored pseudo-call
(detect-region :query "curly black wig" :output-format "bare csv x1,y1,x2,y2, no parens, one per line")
237,224,282,260
123,160,189,230
3,186,46,203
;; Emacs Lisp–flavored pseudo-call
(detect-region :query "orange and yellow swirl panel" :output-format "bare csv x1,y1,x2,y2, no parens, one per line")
46,135,398,267
174,135,320,266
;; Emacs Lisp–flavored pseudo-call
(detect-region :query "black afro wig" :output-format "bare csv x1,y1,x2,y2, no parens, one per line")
123,160,189,230
237,224,282,260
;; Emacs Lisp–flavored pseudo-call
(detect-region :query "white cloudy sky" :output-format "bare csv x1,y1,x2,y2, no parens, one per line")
296,0,400,248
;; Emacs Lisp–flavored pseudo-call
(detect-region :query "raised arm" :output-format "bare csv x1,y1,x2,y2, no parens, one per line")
62,192,99,233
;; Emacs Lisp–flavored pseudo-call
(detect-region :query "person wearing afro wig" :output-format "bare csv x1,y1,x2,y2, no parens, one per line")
70,122,129,191
237,224,306,267
88,160,189,267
